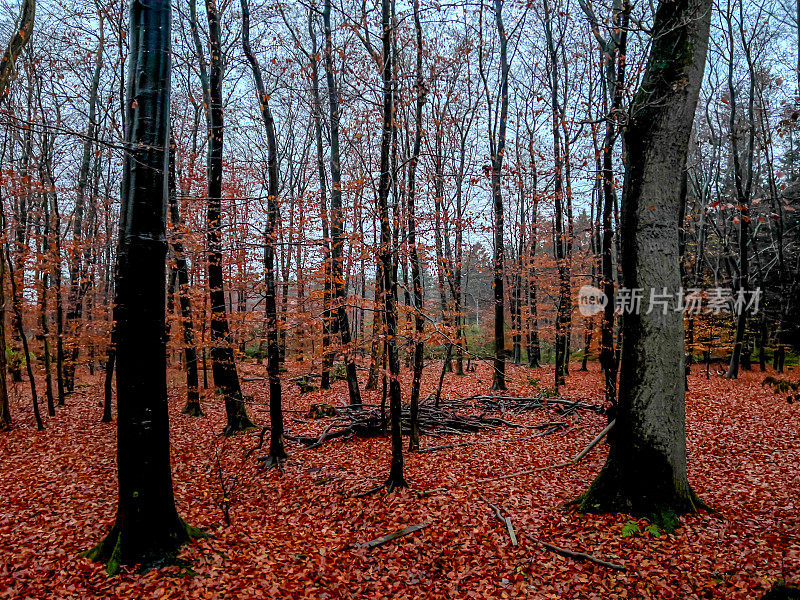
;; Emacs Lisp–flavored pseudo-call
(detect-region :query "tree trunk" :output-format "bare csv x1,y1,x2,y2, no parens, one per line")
83,0,199,572
379,0,406,490
202,0,254,434
0,0,35,103
167,137,202,417
323,0,361,406
490,0,509,391
580,0,712,523
241,0,285,464
406,0,425,453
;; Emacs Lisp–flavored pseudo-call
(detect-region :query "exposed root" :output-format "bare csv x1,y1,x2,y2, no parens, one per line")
258,454,286,474
82,519,208,576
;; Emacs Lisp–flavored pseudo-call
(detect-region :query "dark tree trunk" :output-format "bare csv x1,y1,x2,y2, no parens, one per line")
407,0,425,453
0,0,35,102
543,0,569,388
580,0,712,522
39,193,55,416
3,231,41,429
241,0,285,465
65,22,103,392
527,147,541,368
202,0,254,434
306,6,332,390
723,12,756,380
83,0,199,572
323,0,361,406
379,0,406,491
490,0,509,391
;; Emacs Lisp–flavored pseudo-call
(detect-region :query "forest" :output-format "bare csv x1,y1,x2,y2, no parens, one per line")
0,0,798,597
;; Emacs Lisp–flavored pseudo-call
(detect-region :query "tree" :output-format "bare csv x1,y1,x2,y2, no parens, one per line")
378,0,406,491
241,0,285,467
0,0,34,102
580,0,713,523
407,0,426,452
83,0,200,573
480,0,510,391
197,0,255,434
322,0,362,407
167,135,202,417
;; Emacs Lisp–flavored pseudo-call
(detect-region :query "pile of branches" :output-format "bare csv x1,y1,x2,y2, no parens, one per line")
288,395,605,449
454,395,606,416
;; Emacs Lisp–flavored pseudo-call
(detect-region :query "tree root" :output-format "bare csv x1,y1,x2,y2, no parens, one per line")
82,519,208,576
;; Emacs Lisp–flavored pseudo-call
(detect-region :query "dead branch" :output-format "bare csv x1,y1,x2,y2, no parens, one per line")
354,523,430,549
418,442,475,453
533,538,626,571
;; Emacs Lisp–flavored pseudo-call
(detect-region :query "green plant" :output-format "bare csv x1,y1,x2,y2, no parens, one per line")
5,347,24,371
621,521,640,537
621,518,668,538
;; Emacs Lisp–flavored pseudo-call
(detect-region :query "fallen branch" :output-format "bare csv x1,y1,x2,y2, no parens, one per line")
533,538,626,571
418,421,615,497
487,501,518,546
418,442,475,453
354,523,430,549
547,419,615,469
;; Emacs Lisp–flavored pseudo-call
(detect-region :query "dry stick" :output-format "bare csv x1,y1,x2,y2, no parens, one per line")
533,538,626,571
487,501,518,546
418,420,615,497
354,523,430,549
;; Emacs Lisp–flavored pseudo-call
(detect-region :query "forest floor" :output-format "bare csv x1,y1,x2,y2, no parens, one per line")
0,359,798,599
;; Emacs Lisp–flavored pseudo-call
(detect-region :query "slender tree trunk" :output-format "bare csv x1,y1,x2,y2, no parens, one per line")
39,194,55,416
323,0,361,406
407,0,425,453
203,0,254,434
490,0,509,391
378,0,406,490
168,137,202,417
241,0,285,464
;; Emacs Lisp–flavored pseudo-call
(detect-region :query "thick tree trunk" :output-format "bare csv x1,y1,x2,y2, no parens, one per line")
83,0,198,572
580,0,712,523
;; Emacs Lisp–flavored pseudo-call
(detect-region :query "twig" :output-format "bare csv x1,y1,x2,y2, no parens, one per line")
354,523,430,549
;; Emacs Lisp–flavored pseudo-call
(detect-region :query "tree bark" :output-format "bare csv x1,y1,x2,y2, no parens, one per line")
580,0,712,522
83,0,199,572
201,0,254,434
241,0,285,463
